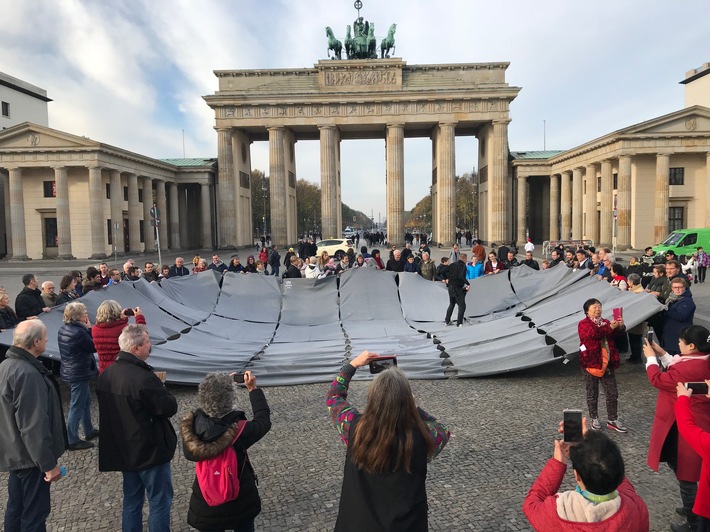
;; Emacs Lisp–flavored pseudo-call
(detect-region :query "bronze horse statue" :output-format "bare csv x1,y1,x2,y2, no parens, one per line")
344,25,353,59
367,23,377,59
380,23,396,58
325,26,342,60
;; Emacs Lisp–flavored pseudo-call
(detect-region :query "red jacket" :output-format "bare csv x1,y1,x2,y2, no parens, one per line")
646,355,710,481
577,317,624,370
675,395,710,518
92,315,146,373
484,260,504,275
523,458,649,531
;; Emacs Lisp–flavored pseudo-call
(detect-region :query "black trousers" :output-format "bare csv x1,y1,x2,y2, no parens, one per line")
5,467,51,532
445,288,466,326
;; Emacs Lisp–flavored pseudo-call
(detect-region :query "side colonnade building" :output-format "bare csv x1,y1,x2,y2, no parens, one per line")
0,123,216,260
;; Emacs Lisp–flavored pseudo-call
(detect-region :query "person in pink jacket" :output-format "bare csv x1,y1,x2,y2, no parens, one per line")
523,419,648,531
676,380,710,531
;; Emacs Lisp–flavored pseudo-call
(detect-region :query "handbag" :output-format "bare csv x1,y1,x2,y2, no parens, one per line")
585,346,609,378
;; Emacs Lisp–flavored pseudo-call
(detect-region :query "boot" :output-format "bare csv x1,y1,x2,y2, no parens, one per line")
674,480,698,531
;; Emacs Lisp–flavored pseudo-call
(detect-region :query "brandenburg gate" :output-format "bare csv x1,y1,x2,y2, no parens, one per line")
204,57,520,247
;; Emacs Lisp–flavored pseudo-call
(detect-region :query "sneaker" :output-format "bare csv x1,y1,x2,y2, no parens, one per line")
86,429,100,441
457,324,463,328
590,418,602,431
68,440,94,451
607,420,628,433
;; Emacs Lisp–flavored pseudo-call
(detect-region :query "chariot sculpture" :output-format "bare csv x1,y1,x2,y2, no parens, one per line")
324,1,396,60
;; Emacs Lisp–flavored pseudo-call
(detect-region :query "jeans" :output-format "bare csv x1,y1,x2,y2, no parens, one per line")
271,265,280,277
122,462,173,532
5,467,51,532
67,380,95,444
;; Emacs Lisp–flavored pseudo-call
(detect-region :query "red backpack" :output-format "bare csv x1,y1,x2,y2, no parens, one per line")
195,420,248,507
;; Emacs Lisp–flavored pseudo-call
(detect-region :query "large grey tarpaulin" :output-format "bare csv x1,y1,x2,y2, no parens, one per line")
0,266,664,385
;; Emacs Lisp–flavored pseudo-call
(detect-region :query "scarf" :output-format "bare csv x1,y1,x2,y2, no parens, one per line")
575,486,619,504
590,316,606,327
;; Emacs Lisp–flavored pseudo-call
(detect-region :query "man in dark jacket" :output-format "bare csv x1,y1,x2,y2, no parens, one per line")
15,274,51,321
168,257,190,277
521,251,540,270
207,254,228,274
444,253,470,327
97,324,177,532
386,249,405,272
268,245,281,277
0,320,66,531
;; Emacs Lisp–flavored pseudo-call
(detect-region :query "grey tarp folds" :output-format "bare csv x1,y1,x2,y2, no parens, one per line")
0,265,667,385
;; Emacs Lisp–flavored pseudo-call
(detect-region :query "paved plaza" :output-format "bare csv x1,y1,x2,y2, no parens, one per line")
0,246,708,530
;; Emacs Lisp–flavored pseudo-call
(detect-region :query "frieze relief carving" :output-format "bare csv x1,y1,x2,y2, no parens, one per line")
324,70,397,86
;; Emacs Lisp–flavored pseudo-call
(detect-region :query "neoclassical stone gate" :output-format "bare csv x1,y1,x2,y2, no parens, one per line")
204,58,520,247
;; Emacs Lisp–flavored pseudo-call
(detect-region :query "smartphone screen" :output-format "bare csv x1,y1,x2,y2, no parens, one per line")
563,409,583,443
647,330,655,344
686,382,709,395
368,356,398,374
233,373,245,384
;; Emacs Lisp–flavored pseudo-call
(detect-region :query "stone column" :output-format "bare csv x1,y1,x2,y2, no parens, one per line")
560,171,572,241
599,160,613,247
490,119,511,243
109,170,124,254
201,182,213,249
516,174,527,244
54,166,74,259
571,168,583,240
178,185,189,249
142,177,155,252
155,179,168,249
216,127,236,248
584,164,598,245
268,127,287,245
387,123,406,246
319,125,339,238
0,170,11,257
654,153,671,244
168,182,180,250
88,166,107,259
7,167,29,260
617,156,632,250
126,173,141,253
549,174,560,241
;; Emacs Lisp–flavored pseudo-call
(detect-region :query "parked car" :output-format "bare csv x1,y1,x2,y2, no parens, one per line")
652,228,710,258
343,226,355,238
316,238,353,259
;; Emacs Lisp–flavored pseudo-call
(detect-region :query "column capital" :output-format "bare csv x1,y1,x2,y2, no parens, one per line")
318,124,338,131
387,122,406,129
492,118,512,126
517,173,528,181
51,165,66,171
267,126,285,132
214,126,232,133
656,151,673,158
561,170,572,177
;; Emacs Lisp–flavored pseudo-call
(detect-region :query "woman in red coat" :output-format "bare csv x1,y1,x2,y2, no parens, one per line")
577,298,627,433
644,324,710,532
92,299,146,373
484,251,505,275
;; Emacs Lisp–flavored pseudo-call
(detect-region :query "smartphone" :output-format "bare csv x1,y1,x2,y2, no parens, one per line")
563,409,583,443
647,330,655,344
612,307,623,321
123,308,134,316
368,356,398,374
233,372,245,384
685,382,709,395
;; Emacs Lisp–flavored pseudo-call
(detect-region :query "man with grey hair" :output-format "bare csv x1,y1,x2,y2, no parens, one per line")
418,251,436,281
41,280,58,307
97,324,177,532
0,320,66,530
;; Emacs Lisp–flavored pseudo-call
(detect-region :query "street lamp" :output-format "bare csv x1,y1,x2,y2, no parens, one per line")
262,178,267,243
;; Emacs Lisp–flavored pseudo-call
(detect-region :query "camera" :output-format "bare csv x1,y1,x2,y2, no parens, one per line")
123,308,134,316
368,356,397,374
233,372,245,384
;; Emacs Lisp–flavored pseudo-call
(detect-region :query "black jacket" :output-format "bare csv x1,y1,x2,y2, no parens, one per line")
521,258,540,270
58,321,97,383
386,258,405,272
142,271,160,283
0,306,20,330
283,264,302,279
96,352,177,472
14,287,45,320
182,390,271,531
168,265,190,277
446,260,469,291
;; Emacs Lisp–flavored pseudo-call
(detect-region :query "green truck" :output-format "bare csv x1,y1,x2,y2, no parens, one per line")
652,228,710,258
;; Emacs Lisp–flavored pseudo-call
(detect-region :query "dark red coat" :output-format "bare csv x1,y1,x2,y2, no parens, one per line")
484,260,505,275
577,317,624,370
647,355,710,481
92,315,146,373
675,395,710,518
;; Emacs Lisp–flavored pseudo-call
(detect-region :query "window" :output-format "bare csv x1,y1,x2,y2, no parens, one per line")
613,173,618,190
1,101,9,117
680,233,697,247
669,168,684,185
597,177,601,193
123,186,128,201
288,171,296,189
138,188,143,203
44,218,57,248
106,183,111,199
139,220,145,243
668,207,684,232
43,181,56,198
107,220,112,245
239,171,250,189
583,182,586,194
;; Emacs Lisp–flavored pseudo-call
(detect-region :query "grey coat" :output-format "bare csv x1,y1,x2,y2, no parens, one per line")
0,346,66,472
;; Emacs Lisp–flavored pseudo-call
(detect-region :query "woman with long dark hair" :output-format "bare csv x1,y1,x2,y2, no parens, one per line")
644,325,710,532
326,351,450,531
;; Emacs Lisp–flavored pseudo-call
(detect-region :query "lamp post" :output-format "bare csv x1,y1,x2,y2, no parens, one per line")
262,178,267,244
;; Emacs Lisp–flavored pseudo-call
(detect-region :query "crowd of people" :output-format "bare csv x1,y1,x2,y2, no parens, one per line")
0,236,709,531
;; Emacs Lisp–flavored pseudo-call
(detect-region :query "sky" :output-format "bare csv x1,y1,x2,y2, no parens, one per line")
1,0,708,219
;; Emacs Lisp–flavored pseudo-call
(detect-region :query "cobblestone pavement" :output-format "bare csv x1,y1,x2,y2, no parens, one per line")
0,246,708,530
0,360,695,531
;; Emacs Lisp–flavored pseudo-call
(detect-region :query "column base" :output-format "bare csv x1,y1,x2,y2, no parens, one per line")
56,254,76,260
8,255,31,261
89,253,108,260
218,245,237,251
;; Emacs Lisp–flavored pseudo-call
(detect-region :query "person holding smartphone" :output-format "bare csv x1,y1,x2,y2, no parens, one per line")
523,418,648,530
181,371,271,532
643,325,710,532
325,351,450,532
